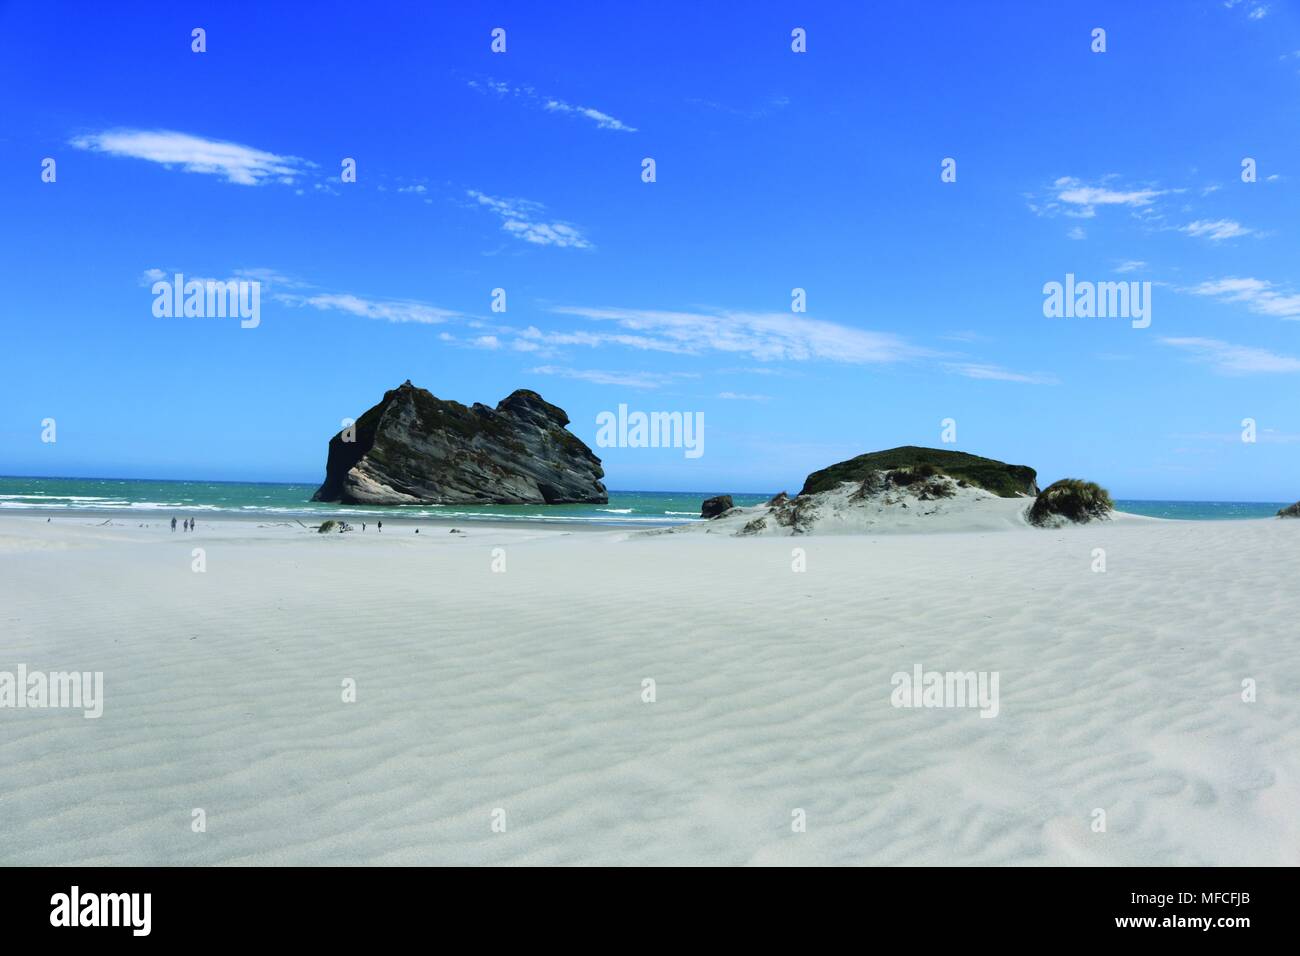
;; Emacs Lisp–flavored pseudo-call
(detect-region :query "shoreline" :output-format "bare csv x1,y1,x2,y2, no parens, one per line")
3,503,1286,533
0,509,640,535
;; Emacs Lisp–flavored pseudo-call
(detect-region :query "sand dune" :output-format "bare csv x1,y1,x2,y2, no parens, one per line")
0,513,1297,865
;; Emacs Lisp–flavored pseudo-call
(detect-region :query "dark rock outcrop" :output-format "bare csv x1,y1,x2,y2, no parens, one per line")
701,495,735,519
800,446,1039,498
1277,502,1300,518
312,381,607,505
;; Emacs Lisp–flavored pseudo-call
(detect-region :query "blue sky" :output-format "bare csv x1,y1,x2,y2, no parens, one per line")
2,0,1299,498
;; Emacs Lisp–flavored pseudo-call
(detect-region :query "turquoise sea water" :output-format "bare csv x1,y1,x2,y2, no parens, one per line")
0,476,1289,526
0,476,770,526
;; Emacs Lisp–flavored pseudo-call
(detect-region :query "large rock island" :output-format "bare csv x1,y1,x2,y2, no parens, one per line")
312,381,608,505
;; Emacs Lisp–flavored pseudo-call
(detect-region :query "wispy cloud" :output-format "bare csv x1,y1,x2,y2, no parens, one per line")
72,129,309,185
468,79,636,132
1180,219,1252,241
143,266,460,328
530,366,697,389
688,94,791,121
550,305,922,364
290,292,457,325
1161,336,1300,374
1224,0,1270,20
543,98,637,132
516,326,693,355
1186,277,1300,319
943,362,1059,385
718,391,771,401
468,190,592,249
1115,260,1148,274
938,330,990,344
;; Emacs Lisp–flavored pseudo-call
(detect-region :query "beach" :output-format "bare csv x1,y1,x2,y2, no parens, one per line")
1,511,1297,866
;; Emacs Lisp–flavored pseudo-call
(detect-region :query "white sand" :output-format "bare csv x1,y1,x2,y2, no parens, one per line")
1,511,1297,865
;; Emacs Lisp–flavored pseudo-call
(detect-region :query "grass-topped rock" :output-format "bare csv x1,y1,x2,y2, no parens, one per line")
1028,479,1114,527
800,446,1038,498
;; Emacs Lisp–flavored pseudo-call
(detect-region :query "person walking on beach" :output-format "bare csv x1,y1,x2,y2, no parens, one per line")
171,517,177,532
377,520,382,533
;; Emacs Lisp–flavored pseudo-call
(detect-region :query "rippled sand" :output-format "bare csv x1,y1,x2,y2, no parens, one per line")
1,513,1296,865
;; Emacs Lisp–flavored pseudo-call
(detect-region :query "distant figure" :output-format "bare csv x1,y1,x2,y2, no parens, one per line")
377,520,382,533
415,528,419,534
171,517,177,532
362,522,366,532
189,518,196,531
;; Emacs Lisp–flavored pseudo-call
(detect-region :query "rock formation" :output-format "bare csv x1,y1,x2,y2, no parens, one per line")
701,495,734,519
800,446,1038,498
312,381,607,505
659,449,1057,537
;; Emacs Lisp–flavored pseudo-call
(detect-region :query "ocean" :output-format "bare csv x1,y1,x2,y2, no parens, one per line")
0,476,1289,526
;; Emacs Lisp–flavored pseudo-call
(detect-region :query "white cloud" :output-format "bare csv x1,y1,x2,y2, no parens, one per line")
943,363,1059,385
1186,277,1300,318
503,220,590,248
718,391,771,401
71,129,308,185
232,268,306,289
1224,1,1270,19
1161,336,1300,374
469,79,636,132
550,306,922,364
517,325,693,355
1066,226,1086,240
1053,176,1166,212
529,366,697,389
1180,219,1252,241
296,293,456,325
543,99,637,132
468,190,592,249
140,266,303,293
1115,260,1148,273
